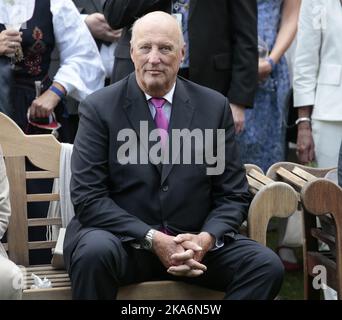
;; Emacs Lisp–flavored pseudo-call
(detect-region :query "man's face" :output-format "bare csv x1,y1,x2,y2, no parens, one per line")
131,21,185,97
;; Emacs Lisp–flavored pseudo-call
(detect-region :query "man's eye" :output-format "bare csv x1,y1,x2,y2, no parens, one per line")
140,46,151,51
160,46,172,53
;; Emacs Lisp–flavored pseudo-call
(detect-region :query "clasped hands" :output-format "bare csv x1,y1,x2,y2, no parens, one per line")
152,231,215,278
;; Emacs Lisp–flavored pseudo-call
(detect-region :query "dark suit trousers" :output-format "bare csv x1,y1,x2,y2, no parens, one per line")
68,229,284,300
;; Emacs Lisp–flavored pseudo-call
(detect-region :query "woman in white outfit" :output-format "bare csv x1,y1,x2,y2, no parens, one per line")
293,0,342,299
294,0,342,167
0,147,22,300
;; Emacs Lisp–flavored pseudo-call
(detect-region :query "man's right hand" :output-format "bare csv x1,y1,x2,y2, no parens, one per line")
296,122,315,164
152,231,206,277
85,13,122,43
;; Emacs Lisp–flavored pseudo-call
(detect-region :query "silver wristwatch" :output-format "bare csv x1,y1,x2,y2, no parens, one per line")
140,229,156,251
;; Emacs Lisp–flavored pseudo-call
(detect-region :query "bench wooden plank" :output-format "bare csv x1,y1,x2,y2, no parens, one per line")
292,166,317,182
28,241,57,250
28,218,62,227
246,176,264,194
27,193,60,202
248,169,274,185
26,171,59,179
23,287,72,300
276,167,307,189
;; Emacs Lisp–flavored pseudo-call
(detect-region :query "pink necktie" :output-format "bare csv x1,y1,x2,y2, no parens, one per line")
150,98,169,146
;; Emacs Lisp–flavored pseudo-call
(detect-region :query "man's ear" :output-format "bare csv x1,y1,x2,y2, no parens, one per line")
130,44,135,63
180,45,185,62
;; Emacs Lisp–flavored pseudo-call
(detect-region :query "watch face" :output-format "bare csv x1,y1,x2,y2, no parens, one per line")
141,238,152,250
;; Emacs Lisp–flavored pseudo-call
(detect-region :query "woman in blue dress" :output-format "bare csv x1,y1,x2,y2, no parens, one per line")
237,0,300,173
237,0,301,273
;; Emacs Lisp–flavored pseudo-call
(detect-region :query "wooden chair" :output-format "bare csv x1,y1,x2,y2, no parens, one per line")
0,112,298,300
266,162,341,299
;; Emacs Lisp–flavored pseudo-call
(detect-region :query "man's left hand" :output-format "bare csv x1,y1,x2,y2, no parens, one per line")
173,232,215,263
167,232,214,277
230,104,245,134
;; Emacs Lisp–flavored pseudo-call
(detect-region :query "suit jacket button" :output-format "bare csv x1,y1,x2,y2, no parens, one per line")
162,185,169,192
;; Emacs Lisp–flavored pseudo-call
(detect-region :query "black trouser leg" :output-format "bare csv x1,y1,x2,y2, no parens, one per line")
69,230,128,300
184,235,284,300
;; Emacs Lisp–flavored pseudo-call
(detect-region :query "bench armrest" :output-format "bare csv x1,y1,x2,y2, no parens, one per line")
51,228,66,269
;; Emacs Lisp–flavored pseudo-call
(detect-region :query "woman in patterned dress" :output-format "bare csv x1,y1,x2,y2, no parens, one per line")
236,0,300,173
236,0,301,272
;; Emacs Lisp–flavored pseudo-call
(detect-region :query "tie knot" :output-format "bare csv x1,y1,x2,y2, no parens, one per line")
150,98,166,109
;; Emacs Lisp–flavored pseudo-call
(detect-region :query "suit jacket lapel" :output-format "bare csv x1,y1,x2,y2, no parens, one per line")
122,74,162,175
189,0,198,20
161,78,194,185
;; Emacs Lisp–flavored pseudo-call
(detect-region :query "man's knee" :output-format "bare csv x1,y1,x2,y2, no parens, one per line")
71,230,125,272
254,247,284,285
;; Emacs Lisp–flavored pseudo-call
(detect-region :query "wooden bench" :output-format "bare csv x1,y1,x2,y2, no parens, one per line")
266,162,341,299
0,112,298,300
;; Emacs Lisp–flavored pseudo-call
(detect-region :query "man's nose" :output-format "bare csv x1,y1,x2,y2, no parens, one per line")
148,48,161,64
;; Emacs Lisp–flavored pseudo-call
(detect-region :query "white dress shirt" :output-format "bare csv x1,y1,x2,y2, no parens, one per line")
144,84,175,121
51,0,105,102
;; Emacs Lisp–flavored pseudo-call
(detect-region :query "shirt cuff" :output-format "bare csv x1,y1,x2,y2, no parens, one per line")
81,14,88,22
209,236,224,252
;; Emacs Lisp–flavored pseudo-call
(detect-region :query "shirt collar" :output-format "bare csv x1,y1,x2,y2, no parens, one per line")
144,82,176,105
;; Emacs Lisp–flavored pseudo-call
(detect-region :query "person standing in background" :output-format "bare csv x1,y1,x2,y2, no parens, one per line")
235,0,301,273
293,0,342,300
49,0,121,142
236,0,301,173
103,0,258,134
294,0,342,169
76,0,122,83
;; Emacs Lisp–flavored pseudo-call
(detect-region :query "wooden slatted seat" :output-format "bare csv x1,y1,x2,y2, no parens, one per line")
0,112,298,300
267,162,341,299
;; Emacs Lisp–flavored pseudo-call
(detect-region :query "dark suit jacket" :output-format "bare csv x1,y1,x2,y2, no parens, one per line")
104,0,258,107
63,73,251,270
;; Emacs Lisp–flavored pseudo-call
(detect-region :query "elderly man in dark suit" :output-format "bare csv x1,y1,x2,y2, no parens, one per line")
104,0,258,134
64,11,283,300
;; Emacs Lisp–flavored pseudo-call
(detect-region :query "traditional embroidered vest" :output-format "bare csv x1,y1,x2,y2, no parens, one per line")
0,0,55,81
